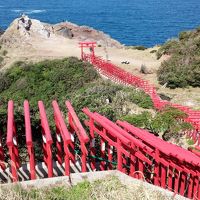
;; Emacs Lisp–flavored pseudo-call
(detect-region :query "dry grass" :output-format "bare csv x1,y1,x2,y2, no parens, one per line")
90,176,174,200
0,176,175,200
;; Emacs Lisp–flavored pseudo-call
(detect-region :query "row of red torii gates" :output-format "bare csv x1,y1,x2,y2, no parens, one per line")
0,42,199,199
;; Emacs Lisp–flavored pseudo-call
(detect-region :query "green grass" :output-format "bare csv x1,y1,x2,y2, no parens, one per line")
0,176,175,200
1,180,91,200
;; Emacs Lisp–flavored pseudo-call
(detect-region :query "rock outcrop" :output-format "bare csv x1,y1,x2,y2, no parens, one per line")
140,64,154,74
0,15,123,49
0,27,4,37
53,21,122,48
0,15,51,48
54,26,73,39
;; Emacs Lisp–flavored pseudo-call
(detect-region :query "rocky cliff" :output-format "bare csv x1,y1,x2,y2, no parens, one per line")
53,21,122,48
0,27,4,37
0,15,123,49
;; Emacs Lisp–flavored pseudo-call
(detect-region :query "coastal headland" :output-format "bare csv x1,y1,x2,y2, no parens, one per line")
0,16,200,109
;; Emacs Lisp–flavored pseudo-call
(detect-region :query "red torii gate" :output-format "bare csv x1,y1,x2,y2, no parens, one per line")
79,42,96,60
2,99,200,199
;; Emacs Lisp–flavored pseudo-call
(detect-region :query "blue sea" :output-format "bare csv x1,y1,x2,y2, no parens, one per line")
0,0,200,47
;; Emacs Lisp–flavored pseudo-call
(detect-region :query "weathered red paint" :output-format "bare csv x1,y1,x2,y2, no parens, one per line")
0,43,200,199
83,108,200,199
81,49,200,149
0,100,200,198
38,101,53,178
6,100,20,182
65,101,89,173
52,100,72,175
24,100,36,180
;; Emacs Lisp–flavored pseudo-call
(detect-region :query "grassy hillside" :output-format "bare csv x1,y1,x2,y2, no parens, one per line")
0,57,98,107
0,57,154,162
0,176,174,200
121,107,192,141
0,57,153,121
157,27,200,88
0,57,193,162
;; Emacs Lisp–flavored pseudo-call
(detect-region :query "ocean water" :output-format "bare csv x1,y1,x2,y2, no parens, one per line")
0,0,200,47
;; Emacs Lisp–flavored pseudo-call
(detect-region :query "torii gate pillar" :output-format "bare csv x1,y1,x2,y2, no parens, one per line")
79,42,96,60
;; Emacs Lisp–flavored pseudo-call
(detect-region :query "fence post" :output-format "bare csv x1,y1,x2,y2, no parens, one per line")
160,163,167,189
117,138,123,172
24,100,36,180
52,101,72,176
100,129,106,171
66,101,89,173
89,117,96,170
130,145,136,177
38,101,53,178
6,100,19,182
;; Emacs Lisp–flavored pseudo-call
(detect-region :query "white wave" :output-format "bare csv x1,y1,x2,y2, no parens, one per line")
11,9,23,13
11,9,46,14
26,10,46,14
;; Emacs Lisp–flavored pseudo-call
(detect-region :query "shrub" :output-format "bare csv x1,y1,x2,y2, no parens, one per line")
0,57,99,162
121,107,192,140
71,80,153,121
179,31,191,41
186,138,195,146
157,26,200,88
156,39,180,59
0,56,3,64
133,46,147,51
0,57,154,128
150,107,191,137
2,50,8,56
150,49,157,53
0,57,98,105
130,90,153,109
0,72,12,92
121,111,152,128
126,46,148,51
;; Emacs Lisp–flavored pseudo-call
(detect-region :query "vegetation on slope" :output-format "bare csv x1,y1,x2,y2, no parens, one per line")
121,107,192,140
0,46,7,67
0,57,153,121
0,57,153,162
157,27,200,88
126,45,148,51
0,57,97,107
0,176,175,200
0,57,192,162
